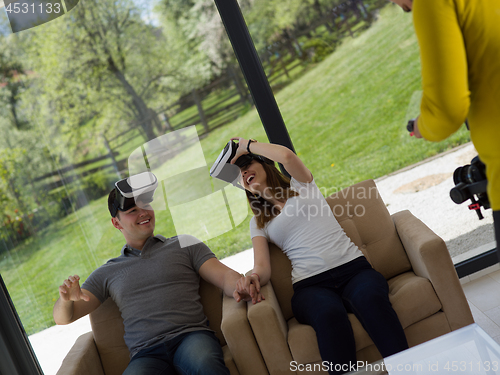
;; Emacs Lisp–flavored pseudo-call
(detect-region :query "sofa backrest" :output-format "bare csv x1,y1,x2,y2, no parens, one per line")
89,278,225,375
326,179,411,278
269,179,412,321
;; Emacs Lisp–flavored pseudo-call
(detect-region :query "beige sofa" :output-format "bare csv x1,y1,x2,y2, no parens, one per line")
56,278,268,375
57,179,473,375
246,179,474,375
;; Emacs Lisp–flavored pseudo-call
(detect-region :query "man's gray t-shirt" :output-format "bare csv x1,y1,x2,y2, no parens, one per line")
82,234,215,358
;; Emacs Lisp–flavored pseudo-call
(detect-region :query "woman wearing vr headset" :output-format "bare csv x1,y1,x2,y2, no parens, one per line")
230,138,408,375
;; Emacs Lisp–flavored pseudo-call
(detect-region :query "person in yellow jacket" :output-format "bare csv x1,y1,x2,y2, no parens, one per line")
390,0,500,248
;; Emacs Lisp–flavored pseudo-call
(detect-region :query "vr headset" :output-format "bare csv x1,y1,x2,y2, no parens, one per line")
110,172,158,217
210,141,273,189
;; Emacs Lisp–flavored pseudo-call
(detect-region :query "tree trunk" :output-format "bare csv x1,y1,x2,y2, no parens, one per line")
106,57,156,141
312,0,323,17
148,108,164,135
191,89,209,133
286,29,303,57
102,133,122,179
281,58,290,79
228,65,249,105
8,83,24,130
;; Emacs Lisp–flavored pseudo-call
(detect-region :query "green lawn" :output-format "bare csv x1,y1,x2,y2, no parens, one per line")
0,4,470,335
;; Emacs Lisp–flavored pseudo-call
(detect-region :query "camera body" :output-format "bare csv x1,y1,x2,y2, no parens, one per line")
450,156,490,219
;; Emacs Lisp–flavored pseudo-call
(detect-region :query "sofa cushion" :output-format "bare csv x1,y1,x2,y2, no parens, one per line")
388,272,442,329
286,313,376,366
287,319,320,365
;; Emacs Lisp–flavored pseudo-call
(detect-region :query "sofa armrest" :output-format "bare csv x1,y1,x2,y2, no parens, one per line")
247,281,296,375
392,210,474,331
221,295,268,375
56,332,105,375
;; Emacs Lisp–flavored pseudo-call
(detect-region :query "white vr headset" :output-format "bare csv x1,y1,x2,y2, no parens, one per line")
210,141,242,189
210,141,274,190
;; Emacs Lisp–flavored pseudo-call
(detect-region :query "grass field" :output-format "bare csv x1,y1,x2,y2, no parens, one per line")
0,4,471,335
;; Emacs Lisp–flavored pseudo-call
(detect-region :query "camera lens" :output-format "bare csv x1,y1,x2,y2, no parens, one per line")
406,119,415,133
453,164,476,185
450,182,471,204
453,166,466,185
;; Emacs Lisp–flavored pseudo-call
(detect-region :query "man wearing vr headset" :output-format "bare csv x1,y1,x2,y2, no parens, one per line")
53,172,256,375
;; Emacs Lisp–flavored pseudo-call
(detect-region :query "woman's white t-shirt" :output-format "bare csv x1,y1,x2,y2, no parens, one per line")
250,177,363,283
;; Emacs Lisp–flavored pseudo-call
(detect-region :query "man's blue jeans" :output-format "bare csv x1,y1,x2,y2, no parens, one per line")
123,330,230,375
291,256,408,375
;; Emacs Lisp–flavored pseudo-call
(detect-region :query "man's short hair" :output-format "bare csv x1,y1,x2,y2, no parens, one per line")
108,189,120,218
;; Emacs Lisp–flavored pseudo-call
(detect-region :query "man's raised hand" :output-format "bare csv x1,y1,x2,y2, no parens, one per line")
58,275,90,302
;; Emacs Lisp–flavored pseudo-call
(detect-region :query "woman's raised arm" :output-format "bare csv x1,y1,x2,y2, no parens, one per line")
230,137,313,183
235,235,271,304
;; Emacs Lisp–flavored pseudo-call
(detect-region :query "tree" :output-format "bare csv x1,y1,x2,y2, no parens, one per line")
156,0,217,78
28,0,185,145
0,24,31,131
156,0,259,77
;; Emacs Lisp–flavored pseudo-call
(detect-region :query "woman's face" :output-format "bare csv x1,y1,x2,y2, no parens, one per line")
389,0,412,12
239,160,268,194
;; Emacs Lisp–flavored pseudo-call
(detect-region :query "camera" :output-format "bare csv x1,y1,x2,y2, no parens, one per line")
407,119,415,134
404,117,485,218
450,156,489,219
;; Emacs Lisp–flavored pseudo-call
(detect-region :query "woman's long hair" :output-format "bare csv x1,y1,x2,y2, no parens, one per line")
247,161,299,229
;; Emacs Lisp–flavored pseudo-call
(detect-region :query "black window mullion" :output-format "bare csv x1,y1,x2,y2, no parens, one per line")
213,0,295,176
0,275,43,375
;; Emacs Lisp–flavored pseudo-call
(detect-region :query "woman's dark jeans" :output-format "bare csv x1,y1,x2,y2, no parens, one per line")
291,256,408,375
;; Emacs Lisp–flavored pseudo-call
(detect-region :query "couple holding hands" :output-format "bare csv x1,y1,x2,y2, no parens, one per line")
54,137,407,375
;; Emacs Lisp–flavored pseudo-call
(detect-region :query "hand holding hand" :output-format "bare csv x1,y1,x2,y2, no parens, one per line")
233,274,265,304
58,275,90,303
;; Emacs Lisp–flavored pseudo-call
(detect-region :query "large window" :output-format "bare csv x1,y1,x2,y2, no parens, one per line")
0,0,493,373
237,0,492,263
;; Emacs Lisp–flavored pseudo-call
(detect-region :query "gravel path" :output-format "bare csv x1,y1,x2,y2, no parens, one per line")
375,142,495,261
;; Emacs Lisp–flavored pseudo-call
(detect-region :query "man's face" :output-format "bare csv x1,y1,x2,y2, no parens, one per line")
112,201,156,243
389,0,412,12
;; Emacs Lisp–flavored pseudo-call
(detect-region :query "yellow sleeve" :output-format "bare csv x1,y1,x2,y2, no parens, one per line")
413,0,470,142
